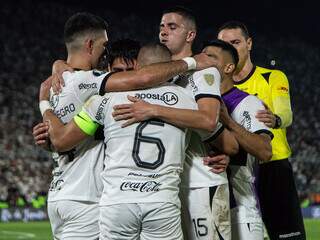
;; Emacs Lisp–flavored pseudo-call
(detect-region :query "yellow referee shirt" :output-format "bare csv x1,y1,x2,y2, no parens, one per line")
234,66,292,161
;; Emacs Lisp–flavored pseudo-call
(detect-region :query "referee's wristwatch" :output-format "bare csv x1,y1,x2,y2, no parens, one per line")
274,114,282,129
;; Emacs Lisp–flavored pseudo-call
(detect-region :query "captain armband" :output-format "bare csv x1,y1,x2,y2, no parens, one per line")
74,111,99,136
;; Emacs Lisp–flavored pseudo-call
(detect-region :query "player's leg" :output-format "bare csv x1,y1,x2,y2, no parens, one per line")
211,184,231,240
47,201,63,240
140,202,183,240
181,187,223,240
57,200,100,240
99,203,140,240
257,159,306,240
231,222,264,240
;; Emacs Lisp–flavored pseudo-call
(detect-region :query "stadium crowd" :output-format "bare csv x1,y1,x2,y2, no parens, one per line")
0,1,319,208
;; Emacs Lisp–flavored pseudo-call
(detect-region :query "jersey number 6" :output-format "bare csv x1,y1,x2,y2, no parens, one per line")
132,120,166,169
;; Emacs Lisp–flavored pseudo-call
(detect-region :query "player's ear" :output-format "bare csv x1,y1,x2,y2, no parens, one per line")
186,30,196,43
247,37,252,51
84,38,94,55
224,63,235,74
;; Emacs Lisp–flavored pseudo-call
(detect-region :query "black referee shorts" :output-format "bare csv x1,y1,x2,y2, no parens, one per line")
256,159,306,240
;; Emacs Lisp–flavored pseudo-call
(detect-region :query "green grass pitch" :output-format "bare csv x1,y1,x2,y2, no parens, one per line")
0,219,319,239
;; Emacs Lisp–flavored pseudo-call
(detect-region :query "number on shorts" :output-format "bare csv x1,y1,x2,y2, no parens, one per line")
192,218,208,237
132,120,166,169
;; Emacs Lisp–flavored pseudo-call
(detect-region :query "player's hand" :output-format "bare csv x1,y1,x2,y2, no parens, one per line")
32,122,50,150
193,53,218,70
256,109,276,128
39,76,53,101
52,60,73,93
112,95,156,127
203,154,230,174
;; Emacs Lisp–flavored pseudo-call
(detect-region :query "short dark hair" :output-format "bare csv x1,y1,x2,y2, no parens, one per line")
218,21,250,39
162,6,196,30
108,38,141,66
138,42,171,67
64,12,108,45
203,39,239,66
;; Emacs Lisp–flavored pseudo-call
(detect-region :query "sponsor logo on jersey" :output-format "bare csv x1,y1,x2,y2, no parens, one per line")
78,83,98,90
135,92,178,105
95,97,109,121
204,74,215,86
50,94,59,108
55,103,76,119
128,172,161,179
277,86,289,92
120,181,162,192
49,179,64,191
188,75,199,94
241,111,252,130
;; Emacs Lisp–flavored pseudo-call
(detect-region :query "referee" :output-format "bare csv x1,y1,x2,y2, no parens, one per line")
217,21,306,240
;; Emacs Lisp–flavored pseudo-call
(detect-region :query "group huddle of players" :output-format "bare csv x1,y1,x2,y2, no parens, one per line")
33,6,306,240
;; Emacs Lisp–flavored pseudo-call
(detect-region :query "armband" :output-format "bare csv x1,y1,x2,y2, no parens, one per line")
74,111,99,136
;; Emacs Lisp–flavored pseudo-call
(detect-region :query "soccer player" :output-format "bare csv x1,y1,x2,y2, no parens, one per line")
33,12,218,239
217,21,306,240
203,39,273,239
159,7,232,239
108,38,140,72
38,43,221,240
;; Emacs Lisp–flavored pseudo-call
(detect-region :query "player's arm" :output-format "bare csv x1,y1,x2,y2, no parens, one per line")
42,110,91,152
221,102,272,162
51,54,217,93
256,70,293,128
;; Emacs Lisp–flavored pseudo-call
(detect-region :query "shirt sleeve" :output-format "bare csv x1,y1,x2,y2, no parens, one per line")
269,70,293,128
72,70,111,102
238,95,274,139
189,67,221,102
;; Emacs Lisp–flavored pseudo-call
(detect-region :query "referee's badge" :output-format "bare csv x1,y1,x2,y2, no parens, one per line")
204,74,214,86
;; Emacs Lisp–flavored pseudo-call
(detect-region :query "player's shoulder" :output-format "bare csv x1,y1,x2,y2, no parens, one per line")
84,94,110,109
256,66,288,81
242,94,264,110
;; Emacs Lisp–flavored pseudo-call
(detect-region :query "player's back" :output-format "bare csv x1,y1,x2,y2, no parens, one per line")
83,83,197,207
48,70,108,203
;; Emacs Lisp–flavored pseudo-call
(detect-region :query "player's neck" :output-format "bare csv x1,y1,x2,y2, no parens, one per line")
233,59,254,82
67,53,92,71
220,77,234,95
171,48,193,60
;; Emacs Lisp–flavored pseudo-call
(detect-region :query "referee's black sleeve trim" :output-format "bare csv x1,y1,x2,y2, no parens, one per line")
99,72,116,95
254,129,274,140
195,94,222,102
203,125,225,143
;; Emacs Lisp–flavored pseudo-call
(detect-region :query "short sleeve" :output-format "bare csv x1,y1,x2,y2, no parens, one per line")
82,94,111,125
189,67,221,102
237,95,274,139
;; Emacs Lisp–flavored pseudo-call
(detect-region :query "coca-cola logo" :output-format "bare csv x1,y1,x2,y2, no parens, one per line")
120,181,161,192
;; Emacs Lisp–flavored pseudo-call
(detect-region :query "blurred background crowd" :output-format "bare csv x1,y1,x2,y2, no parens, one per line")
0,0,319,209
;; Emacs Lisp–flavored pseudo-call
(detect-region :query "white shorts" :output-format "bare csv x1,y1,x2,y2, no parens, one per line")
181,184,231,240
231,222,264,240
99,202,183,240
47,200,99,240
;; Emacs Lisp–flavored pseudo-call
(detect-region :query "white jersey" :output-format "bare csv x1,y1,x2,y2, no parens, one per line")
176,67,228,188
48,70,110,202
222,87,273,223
82,83,199,207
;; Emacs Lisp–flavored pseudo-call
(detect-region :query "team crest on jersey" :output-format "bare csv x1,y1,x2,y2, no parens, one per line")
204,74,215,86
50,94,59,109
135,92,178,106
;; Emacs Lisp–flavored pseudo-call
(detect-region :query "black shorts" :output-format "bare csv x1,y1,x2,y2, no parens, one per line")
256,159,306,240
